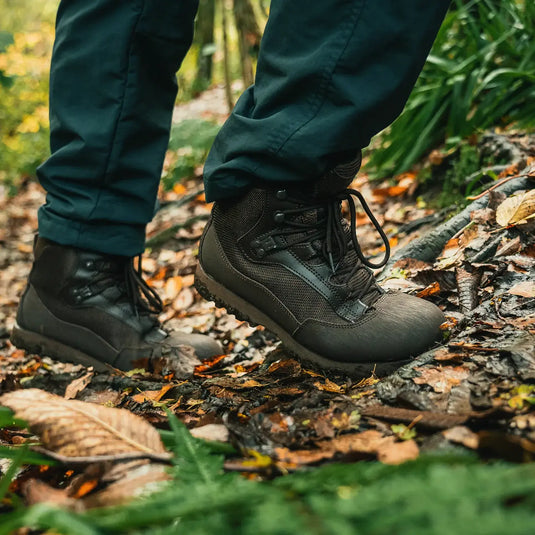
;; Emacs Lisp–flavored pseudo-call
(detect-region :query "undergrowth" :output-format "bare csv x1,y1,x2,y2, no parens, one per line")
1,409,534,534
368,0,535,178
162,119,221,189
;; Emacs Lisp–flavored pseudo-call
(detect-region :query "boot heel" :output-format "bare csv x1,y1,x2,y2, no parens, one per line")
10,323,110,371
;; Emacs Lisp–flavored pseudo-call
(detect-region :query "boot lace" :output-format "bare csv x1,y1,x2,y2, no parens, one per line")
268,189,390,303
86,256,163,318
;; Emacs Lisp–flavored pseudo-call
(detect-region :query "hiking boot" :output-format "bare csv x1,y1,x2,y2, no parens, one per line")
11,237,222,371
195,164,445,376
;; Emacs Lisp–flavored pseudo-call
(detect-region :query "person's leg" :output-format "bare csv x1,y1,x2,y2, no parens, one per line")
38,0,198,257
12,0,222,370
197,0,450,374
204,0,450,200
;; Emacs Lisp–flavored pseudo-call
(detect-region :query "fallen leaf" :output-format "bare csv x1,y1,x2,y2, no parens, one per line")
274,447,330,465
495,190,535,227
83,390,124,407
190,423,229,442
172,288,195,311
132,384,175,404
267,358,302,377
433,348,468,362
82,463,170,508
413,366,470,393
23,479,81,510
64,371,94,400
373,184,410,199
194,353,227,374
416,281,441,298
510,413,535,431
495,236,522,257
163,276,183,301
507,281,535,298
391,424,417,441
442,426,479,449
313,378,344,393
277,429,419,466
320,430,391,455
0,389,168,459
376,439,419,465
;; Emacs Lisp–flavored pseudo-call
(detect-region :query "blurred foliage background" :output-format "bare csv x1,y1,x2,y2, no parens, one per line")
0,0,534,196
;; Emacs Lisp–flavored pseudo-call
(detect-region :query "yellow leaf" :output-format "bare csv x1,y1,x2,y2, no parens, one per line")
496,190,535,227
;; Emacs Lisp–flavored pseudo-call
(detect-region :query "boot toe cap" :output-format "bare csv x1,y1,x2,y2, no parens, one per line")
295,293,445,363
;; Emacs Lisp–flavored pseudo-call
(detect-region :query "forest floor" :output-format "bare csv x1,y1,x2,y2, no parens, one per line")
0,90,535,521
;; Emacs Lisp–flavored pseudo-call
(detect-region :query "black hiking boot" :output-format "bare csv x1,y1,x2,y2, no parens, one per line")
11,237,222,371
195,163,445,376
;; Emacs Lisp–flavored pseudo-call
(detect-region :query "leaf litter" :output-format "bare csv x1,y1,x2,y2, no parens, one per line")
0,133,534,513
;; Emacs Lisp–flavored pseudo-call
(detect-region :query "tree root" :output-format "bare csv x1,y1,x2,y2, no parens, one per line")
379,172,533,277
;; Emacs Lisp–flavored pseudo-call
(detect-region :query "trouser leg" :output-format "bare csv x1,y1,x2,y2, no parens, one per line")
37,0,199,256
204,0,450,201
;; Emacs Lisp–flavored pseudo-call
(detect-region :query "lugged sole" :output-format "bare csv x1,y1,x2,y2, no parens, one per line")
194,263,410,377
10,323,111,372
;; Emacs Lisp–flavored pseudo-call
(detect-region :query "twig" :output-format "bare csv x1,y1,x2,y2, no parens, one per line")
466,166,534,201
32,447,172,465
146,214,209,248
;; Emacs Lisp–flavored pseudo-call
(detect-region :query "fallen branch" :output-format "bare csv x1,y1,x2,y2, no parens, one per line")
466,165,534,200
379,172,532,277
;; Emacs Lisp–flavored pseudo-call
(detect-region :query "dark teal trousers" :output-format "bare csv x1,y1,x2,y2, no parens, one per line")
38,0,450,257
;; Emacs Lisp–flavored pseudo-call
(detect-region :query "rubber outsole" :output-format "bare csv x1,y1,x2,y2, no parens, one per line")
10,324,112,372
194,263,410,377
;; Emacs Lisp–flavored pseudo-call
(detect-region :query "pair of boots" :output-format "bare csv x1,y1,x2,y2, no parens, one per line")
12,175,444,376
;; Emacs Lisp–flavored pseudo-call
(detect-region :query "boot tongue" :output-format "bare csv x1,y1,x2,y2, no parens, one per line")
311,152,362,198
330,231,382,307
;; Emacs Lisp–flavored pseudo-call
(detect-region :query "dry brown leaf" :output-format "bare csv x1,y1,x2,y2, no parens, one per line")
276,430,419,466
190,423,229,442
314,378,344,393
495,236,522,257
443,426,479,449
413,366,470,393
510,413,535,431
322,429,389,454
82,463,170,508
163,276,183,301
64,371,94,400
267,358,302,377
0,388,167,458
372,184,410,198
172,288,195,311
23,479,82,510
376,439,419,465
239,379,266,389
496,190,535,227
131,384,175,404
83,390,123,406
507,281,535,298
433,350,468,362
416,281,441,298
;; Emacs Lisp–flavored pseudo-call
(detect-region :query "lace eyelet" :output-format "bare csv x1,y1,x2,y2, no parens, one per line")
276,190,287,200
273,211,285,223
